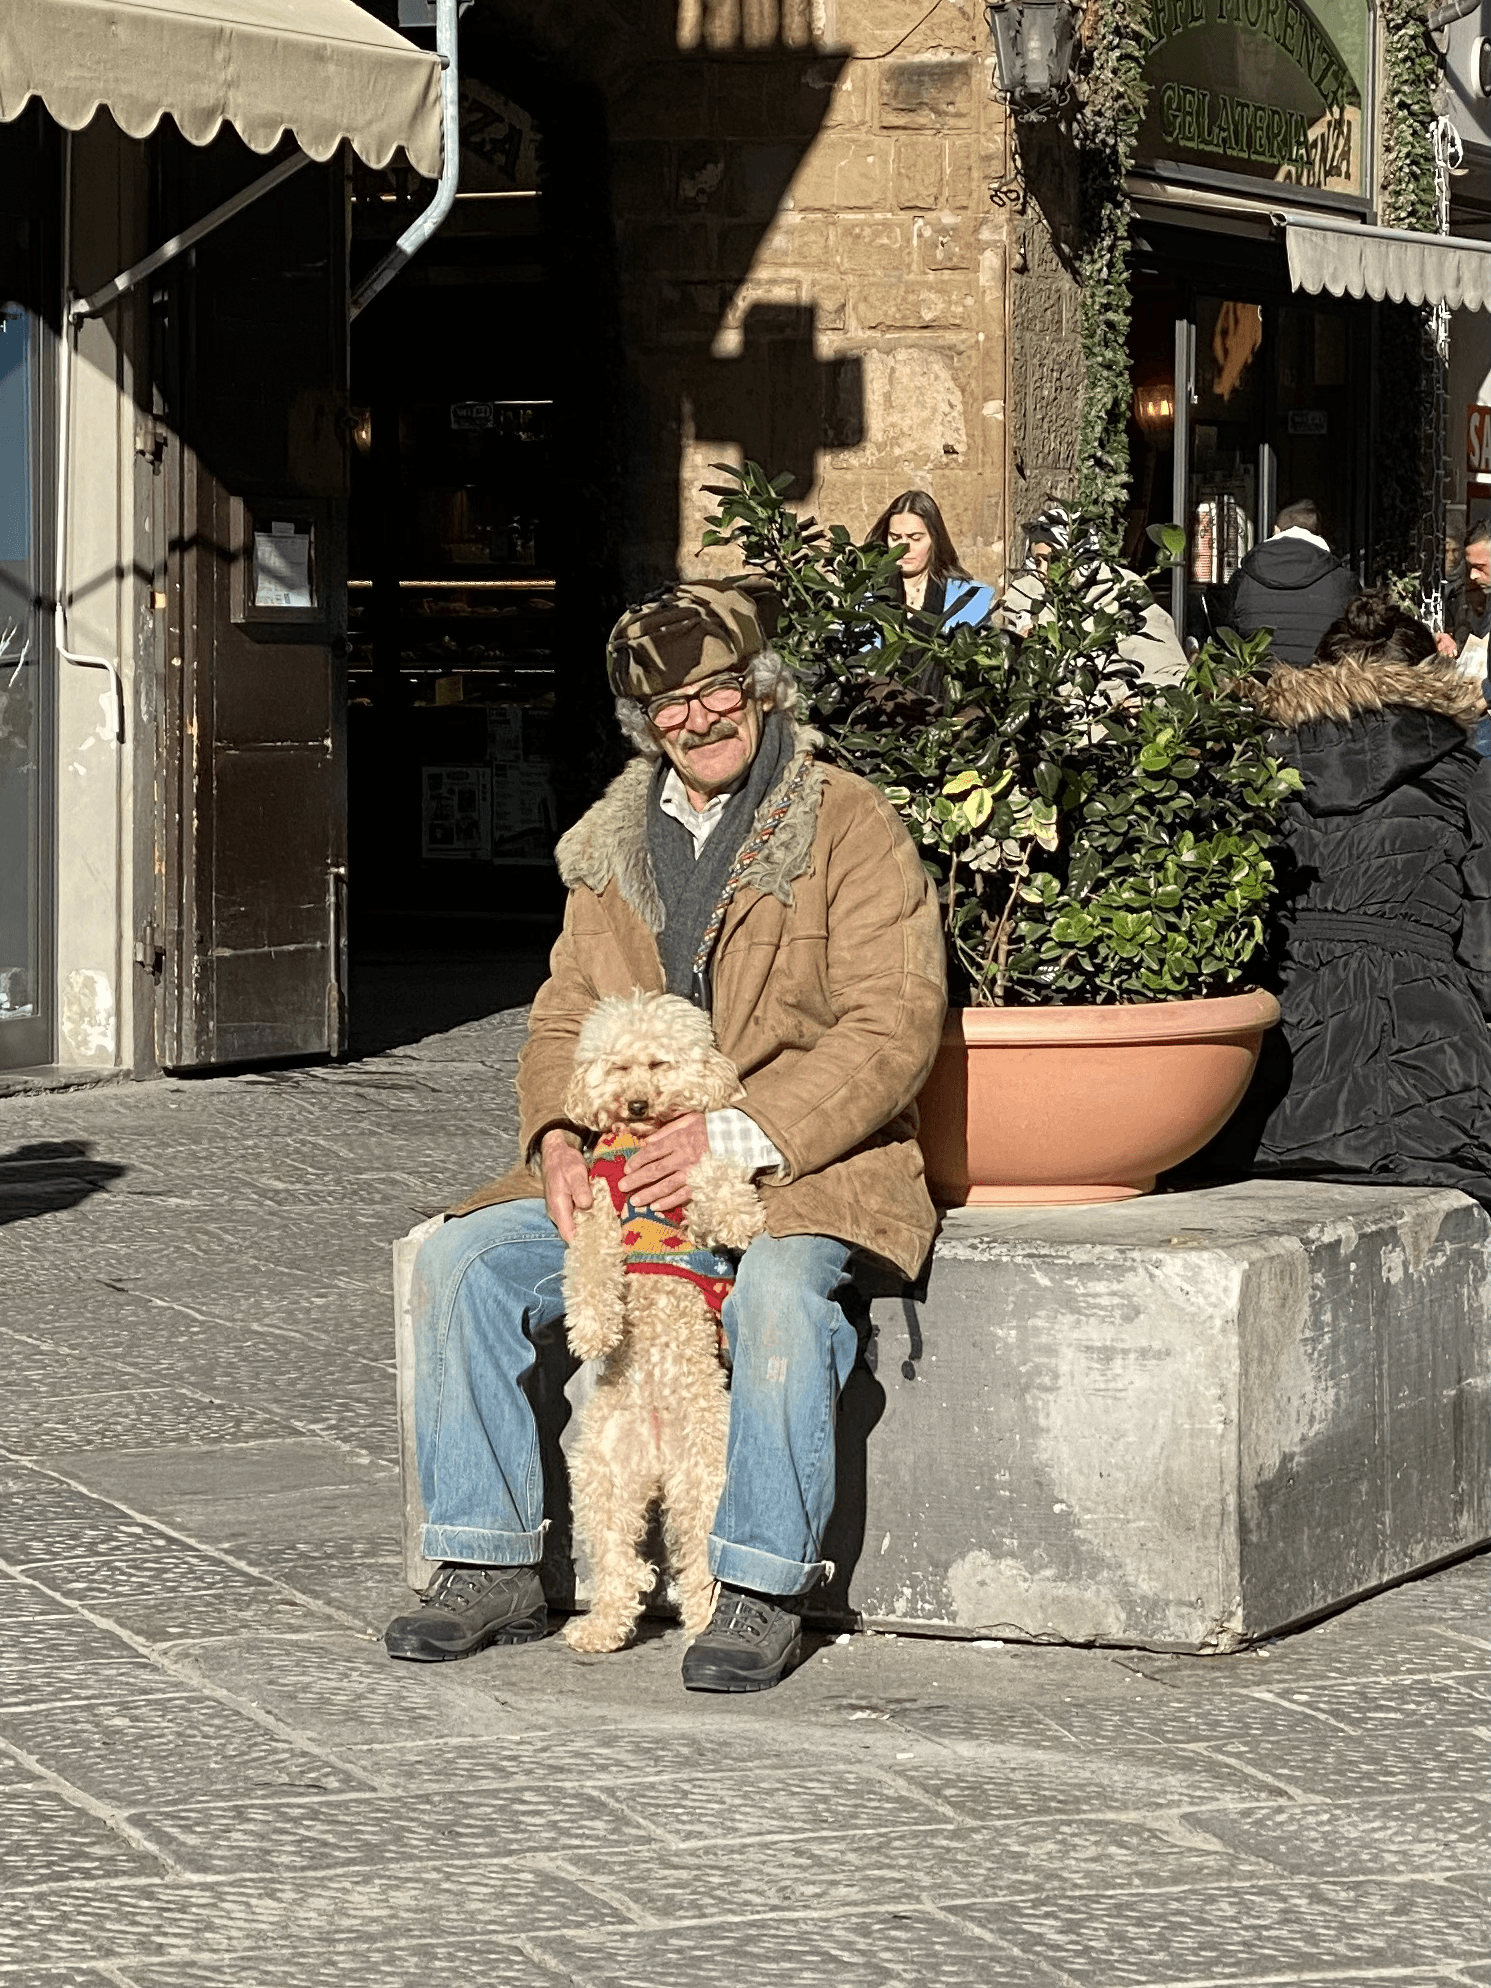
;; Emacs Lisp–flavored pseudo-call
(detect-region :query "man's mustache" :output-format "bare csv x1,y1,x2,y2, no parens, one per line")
677,719,740,749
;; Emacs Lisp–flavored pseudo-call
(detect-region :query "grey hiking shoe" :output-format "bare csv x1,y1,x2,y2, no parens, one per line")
681,1585,803,1693
384,1563,546,1662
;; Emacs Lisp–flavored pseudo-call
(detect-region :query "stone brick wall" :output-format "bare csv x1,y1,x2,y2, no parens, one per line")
662,2,1019,591
467,0,1087,597
1005,122,1085,538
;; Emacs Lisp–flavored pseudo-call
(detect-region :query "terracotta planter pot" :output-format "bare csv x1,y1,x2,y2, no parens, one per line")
917,989,1282,1207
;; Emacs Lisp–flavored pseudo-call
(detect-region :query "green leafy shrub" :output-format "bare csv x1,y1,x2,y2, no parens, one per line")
702,462,1300,1008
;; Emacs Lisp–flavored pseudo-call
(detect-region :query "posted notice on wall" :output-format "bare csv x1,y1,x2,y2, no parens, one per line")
1469,404,1491,480
491,762,555,837
253,520,313,610
484,700,557,863
422,765,491,860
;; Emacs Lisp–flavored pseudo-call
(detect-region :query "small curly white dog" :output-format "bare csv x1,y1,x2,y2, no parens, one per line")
560,990,765,1654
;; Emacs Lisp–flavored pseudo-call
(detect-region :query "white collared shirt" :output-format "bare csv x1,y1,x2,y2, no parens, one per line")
657,764,783,1178
1273,526,1332,553
659,765,736,854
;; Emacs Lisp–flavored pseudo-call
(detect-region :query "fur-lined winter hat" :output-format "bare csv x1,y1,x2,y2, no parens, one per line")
606,577,779,700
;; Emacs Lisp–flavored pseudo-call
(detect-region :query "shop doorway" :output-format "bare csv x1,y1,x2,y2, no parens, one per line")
1124,223,1373,643
151,131,350,1070
347,69,575,956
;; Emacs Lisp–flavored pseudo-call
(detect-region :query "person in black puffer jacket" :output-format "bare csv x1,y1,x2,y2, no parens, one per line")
1235,591,1491,1208
1221,497,1359,666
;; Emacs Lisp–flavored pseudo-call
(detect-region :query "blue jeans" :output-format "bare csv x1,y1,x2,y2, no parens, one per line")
411,1199,858,1598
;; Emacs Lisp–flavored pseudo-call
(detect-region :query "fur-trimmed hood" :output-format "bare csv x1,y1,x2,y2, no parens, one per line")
555,721,826,934
1251,656,1485,819
1250,655,1484,731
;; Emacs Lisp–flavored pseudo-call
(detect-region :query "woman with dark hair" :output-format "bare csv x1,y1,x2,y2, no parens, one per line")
865,490,996,630
1239,588,1491,1205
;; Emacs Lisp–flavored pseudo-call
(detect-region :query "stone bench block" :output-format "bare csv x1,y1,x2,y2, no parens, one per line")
841,1182,1489,1652
393,1181,1490,1653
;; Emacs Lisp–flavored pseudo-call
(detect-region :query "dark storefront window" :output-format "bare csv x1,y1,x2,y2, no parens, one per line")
1137,0,1372,204
1125,227,1374,643
347,66,569,933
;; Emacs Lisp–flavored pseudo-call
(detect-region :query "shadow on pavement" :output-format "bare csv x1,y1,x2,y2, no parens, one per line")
0,1141,129,1226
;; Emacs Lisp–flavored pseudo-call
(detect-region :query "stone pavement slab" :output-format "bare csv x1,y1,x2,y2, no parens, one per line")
122,1952,531,1988
556,1814,1262,1918
1187,1793,1489,1879
176,1632,543,1748
0,1782,166,1887
957,1877,1490,1983
0,1866,629,1970
3,1972,123,1988
0,1386,294,1454
1,954,1487,1985
0,1685,372,1806
529,1908,1073,1988
0,1612,173,1710
132,1781,658,1877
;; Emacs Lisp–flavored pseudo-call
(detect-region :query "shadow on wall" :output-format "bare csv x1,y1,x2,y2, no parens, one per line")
1007,119,1083,531
0,1141,128,1226
686,301,864,521
465,2,855,590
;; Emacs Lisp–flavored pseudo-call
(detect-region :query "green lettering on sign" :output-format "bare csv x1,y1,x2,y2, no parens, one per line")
1141,0,1364,192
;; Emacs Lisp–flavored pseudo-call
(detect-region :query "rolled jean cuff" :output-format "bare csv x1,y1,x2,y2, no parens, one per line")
708,1534,832,1600
420,1522,545,1566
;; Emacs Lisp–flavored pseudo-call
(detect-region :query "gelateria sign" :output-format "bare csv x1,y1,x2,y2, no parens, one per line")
1137,0,1369,198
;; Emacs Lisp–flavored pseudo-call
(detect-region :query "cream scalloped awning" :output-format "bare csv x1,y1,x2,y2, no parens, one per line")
0,0,443,176
1285,216,1491,313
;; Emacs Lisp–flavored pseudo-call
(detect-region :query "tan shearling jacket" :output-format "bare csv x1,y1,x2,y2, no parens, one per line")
450,724,948,1278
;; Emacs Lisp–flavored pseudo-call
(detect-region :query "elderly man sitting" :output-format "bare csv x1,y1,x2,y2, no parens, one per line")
384,579,946,1692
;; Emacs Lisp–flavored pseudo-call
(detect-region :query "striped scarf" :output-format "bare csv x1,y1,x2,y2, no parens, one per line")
648,710,806,1012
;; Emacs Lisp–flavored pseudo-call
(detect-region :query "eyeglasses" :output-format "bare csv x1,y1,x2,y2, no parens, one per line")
645,668,751,733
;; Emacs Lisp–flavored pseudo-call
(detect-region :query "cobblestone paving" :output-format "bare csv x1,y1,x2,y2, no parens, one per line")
2,950,1488,1986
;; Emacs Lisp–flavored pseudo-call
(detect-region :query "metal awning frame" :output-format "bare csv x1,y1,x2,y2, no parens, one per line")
1277,212,1491,258
70,0,462,324
1276,209,1491,314
70,151,312,323
57,146,328,739
51,0,461,743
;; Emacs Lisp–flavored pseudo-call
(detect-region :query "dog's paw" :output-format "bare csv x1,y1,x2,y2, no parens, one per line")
563,1611,634,1654
686,1155,766,1252
564,1307,626,1363
562,1201,628,1360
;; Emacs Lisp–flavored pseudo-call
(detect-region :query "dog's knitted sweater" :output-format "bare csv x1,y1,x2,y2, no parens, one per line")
587,1128,737,1315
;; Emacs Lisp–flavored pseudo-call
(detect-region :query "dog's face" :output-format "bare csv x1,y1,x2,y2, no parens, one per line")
564,992,742,1134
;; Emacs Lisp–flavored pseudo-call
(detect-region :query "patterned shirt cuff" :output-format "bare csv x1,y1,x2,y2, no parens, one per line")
705,1107,784,1176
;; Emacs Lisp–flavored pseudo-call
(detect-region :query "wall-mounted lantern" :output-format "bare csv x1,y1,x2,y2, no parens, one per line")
1132,379,1176,439
986,0,1083,120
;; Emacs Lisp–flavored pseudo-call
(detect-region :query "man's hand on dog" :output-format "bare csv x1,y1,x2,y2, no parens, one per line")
619,1111,709,1212
541,1128,593,1243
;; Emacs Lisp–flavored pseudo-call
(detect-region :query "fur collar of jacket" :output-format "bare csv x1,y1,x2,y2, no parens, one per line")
555,721,826,934
1251,655,1483,733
